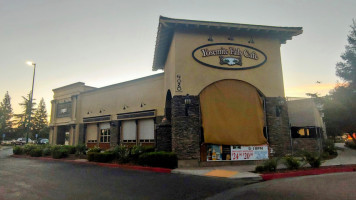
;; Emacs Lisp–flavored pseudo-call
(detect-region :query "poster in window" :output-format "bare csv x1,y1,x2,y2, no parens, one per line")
230,145,268,161
206,144,222,161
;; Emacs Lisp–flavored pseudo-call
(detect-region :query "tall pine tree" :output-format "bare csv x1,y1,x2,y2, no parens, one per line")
323,20,356,141
0,91,13,136
14,93,36,138
32,98,49,139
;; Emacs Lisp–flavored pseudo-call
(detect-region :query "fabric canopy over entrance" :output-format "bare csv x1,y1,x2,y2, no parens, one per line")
200,80,267,146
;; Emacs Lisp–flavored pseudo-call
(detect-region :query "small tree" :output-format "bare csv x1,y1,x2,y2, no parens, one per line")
14,93,36,139
0,91,13,138
32,98,49,139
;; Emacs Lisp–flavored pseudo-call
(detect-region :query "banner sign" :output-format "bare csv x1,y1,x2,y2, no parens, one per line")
192,43,267,70
230,145,269,161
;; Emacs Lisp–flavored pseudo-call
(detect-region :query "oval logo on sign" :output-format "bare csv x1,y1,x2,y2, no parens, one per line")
192,43,267,70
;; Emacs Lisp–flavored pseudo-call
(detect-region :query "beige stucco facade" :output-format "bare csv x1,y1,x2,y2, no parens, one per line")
49,16,303,161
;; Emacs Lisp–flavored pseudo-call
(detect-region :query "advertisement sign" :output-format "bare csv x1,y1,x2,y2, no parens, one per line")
230,145,269,161
192,43,267,70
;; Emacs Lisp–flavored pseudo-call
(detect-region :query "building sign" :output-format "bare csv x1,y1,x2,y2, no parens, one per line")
192,43,267,70
230,145,269,161
207,144,268,161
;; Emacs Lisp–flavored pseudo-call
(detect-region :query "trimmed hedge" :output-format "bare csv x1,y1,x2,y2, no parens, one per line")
13,146,23,155
23,145,37,155
283,156,301,170
87,152,115,163
30,148,43,157
255,158,278,173
88,146,101,153
138,151,177,169
63,145,76,154
52,148,69,159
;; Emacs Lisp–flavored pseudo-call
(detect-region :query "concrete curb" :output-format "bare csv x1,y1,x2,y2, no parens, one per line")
261,165,356,181
11,155,172,173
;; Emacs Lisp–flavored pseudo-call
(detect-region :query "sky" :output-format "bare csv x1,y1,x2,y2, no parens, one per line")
0,0,355,115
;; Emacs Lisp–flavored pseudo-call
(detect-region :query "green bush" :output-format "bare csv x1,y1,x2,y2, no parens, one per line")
138,151,177,169
88,146,101,153
129,145,155,162
87,152,115,163
302,152,321,168
76,144,87,155
63,145,76,154
13,146,23,155
30,148,43,157
323,139,338,156
52,147,69,159
23,144,37,155
255,158,279,172
283,156,300,170
345,140,356,149
113,145,130,163
42,147,52,156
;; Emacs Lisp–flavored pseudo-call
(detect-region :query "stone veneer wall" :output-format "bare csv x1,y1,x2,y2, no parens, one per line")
292,138,321,154
78,124,85,145
110,121,119,147
171,95,201,160
265,97,292,157
156,121,172,152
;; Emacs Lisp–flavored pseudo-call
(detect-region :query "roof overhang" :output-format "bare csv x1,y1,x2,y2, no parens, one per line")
152,16,303,71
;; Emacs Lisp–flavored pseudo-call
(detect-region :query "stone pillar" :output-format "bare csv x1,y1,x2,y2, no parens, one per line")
266,97,292,157
78,124,85,145
49,127,54,144
53,126,58,145
171,95,201,167
96,123,100,146
110,121,119,148
156,121,172,152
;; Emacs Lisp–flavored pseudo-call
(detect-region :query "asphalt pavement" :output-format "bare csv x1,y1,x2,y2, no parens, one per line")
0,147,253,200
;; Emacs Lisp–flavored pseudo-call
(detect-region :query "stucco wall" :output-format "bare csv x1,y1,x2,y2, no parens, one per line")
79,74,165,122
168,29,285,97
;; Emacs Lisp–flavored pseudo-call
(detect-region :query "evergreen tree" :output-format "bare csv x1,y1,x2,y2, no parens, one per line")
336,20,356,87
14,93,36,138
323,20,356,142
32,98,49,139
0,91,13,136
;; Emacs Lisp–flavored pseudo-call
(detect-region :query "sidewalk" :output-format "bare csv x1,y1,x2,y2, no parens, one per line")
172,143,356,181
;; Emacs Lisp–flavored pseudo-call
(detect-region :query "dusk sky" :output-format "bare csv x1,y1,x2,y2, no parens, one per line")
0,0,355,116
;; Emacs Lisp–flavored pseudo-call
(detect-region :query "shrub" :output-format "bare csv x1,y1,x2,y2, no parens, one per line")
88,146,101,153
30,148,43,157
52,147,69,159
323,139,338,156
63,145,76,154
129,145,155,163
76,144,87,155
42,147,52,156
302,152,321,168
255,158,279,172
87,152,115,163
113,145,130,163
13,146,23,155
345,140,356,149
283,156,300,170
23,144,37,155
138,151,177,169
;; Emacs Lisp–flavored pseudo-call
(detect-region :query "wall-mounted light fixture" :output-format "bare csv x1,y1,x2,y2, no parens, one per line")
99,109,106,113
123,105,129,110
184,94,191,116
208,34,213,42
87,111,92,115
248,36,254,44
140,103,146,107
110,122,117,127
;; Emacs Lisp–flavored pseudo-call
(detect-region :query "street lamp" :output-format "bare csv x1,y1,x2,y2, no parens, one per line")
26,61,36,144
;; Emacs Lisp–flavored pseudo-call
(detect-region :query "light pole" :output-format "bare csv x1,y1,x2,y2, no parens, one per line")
26,61,36,144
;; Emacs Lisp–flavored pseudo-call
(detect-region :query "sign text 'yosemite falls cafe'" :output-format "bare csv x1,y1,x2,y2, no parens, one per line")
49,16,303,167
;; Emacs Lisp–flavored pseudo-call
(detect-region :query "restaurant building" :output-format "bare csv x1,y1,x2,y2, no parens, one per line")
49,16,303,167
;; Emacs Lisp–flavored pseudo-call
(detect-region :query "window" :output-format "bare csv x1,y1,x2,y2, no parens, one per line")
86,124,97,143
138,119,154,143
122,120,136,143
291,127,317,138
100,123,110,143
56,102,72,118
